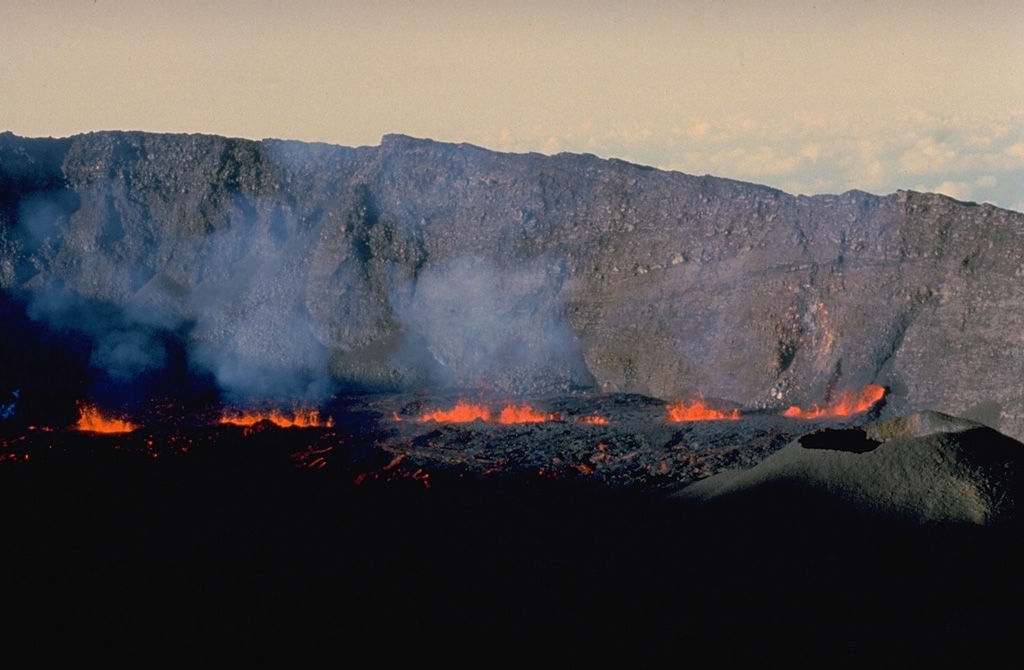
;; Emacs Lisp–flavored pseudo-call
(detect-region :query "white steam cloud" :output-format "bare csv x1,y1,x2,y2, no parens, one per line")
392,256,592,394
13,185,335,405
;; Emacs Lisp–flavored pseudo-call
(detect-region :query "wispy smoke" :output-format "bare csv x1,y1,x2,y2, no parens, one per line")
4,139,594,405
13,184,335,405
392,256,593,394
185,237,334,403
26,284,170,382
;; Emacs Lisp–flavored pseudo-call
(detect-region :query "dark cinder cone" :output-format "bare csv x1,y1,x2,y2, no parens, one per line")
672,411,1024,525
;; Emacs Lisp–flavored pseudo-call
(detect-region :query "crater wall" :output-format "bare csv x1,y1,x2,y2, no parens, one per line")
3,131,1023,435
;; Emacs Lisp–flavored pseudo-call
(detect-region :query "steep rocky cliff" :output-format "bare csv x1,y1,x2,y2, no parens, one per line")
2,131,1023,434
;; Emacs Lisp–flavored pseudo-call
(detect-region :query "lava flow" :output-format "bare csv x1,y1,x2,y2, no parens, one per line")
418,400,557,424
219,409,334,429
782,384,886,419
666,397,741,422
419,400,492,423
498,404,555,424
75,403,139,434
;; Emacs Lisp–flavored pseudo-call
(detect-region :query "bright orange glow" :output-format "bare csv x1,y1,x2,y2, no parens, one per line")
577,415,610,425
497,403,554,424
75,403,138,433
782,384,886,419
416,400,556,424
219,409,334,428
666,397,740,422
419,400,491,423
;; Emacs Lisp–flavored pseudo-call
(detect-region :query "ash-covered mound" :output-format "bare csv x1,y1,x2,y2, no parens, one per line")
672,411,1024,525
4,131,1024,436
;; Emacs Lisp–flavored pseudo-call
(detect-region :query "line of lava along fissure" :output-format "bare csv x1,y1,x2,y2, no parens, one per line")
74,403,139,434
667,385,885,422
218,409,334,429
65,385,886,439
782,384,886,419
415,386,885,426
417,400,559,425
666,398,741,422
70,404,335,434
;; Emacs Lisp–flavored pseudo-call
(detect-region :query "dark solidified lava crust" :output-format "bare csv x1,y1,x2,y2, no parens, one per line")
2,395,1022,665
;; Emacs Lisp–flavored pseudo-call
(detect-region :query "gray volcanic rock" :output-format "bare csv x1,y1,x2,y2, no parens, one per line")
3,131,1024,431
672,411,1024,524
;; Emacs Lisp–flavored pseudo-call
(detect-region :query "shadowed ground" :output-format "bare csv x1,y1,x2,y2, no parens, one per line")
2,403,1023,664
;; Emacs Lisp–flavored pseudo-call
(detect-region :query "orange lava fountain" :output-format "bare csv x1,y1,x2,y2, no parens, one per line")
75,403,139,434
497,404,554,424
666,398,741,422
417,400,558,424
219,409,334,428
782,384,886,419
419,400,492,423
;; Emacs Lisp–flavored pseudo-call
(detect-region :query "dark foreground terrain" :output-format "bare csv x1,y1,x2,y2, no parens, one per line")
3,397,1023,665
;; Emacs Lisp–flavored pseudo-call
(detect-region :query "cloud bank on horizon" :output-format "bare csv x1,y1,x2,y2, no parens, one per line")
2,1,1022,211
468,109,1024,213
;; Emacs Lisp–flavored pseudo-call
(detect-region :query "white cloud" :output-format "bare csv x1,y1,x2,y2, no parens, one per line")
899,136,959,174
1005,141,1024,158
467,110,1024,211
858,160,888,190
930,181,973,201
965,133,995,151
688,120,712,140
799,142,822,160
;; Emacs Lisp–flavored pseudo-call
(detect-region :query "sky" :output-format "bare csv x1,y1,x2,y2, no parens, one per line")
3,0,1023,211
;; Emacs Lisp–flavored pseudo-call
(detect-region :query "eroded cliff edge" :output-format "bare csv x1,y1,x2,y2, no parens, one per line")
2,131,1023,435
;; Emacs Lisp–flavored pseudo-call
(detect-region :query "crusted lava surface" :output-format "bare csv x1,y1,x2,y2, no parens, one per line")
1,392,855,489
375,393,805,487
2,393,1021,664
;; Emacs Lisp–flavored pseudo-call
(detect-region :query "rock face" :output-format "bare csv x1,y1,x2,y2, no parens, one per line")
2,131,1024,432
673,411,1024,525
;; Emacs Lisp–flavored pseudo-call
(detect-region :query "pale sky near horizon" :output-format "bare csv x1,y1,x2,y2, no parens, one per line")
3,1,1023,211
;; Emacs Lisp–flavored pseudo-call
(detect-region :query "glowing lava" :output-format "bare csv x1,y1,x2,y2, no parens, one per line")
497,404,555,424
577,415,610,425
417,401,557,424
782,384,886,419
666,397,741,422
419,400,492,423
219,409,334,428
75,404,139,434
